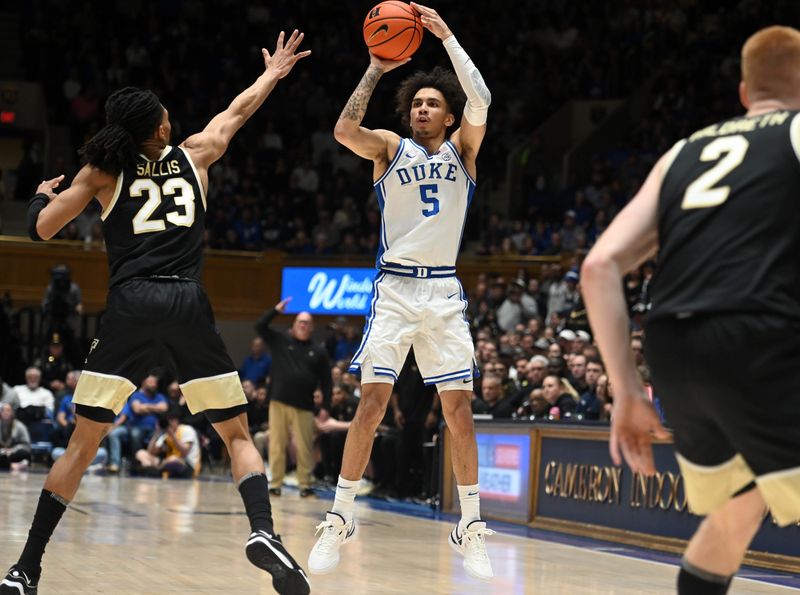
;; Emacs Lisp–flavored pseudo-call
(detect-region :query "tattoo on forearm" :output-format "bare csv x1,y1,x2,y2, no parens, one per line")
341,66,382,121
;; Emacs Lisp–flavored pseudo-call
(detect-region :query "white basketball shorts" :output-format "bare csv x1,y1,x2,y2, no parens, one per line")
349,272,476,392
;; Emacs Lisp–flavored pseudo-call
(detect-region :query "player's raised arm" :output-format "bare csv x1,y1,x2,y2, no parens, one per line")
333,53,408,162
181,29,310,171
412,2,490,157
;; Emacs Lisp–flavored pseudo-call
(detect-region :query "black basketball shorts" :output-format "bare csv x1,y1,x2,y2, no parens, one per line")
645,312,800,526
72,278,245,416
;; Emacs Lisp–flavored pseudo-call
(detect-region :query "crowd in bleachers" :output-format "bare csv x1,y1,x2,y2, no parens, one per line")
15,1,793,257
0,254,659,505
3,0,795,504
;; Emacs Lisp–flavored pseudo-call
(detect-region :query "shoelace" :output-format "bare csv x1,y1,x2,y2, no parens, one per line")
313,521,344,553
463,527,496,562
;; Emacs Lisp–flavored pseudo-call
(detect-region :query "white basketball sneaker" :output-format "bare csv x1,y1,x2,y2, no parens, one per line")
307,511,356,574
448,520,495,580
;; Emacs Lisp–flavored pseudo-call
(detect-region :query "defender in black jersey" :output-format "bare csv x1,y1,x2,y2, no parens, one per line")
582,26,800,595
1,31,311,595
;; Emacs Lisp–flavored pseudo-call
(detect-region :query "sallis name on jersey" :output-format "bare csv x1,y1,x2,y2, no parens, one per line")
396,163,459,185
136,160,181,177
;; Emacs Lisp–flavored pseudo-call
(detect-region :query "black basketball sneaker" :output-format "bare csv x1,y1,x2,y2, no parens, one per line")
245,530,310,595
0,565,38,594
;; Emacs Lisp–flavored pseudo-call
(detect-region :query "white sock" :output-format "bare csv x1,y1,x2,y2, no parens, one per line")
331,475,359,521
457,484,481,529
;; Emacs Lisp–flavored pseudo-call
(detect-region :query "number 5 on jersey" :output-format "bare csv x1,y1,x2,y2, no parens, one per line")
420,183,440,217
131,178,196,234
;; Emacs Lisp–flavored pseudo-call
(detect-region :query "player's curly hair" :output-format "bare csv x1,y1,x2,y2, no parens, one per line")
395,66,466,131
78,87,163,175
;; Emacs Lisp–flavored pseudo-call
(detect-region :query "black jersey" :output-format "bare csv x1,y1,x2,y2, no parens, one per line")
101,145,206,288
648,110,800,322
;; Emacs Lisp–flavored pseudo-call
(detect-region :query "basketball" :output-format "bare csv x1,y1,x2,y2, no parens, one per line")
363,1,424,61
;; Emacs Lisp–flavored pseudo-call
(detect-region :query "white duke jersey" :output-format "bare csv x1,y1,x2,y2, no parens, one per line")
374,137,476,273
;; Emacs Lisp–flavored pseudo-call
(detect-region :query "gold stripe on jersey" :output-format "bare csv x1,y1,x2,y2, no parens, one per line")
101,173,124,221
72,371,137,414
676,453,755,515
180,371,246,414
757,467,800,527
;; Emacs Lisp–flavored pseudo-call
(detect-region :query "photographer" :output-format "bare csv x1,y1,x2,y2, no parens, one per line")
41,264,83,365
135,409,200,478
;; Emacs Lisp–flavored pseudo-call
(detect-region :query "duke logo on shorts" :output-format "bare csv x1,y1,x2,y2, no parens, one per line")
350,138,478,391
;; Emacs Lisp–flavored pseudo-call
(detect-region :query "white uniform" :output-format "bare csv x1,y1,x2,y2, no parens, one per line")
350,138,477,390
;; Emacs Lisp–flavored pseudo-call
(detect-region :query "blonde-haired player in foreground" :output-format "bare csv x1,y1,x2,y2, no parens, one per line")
307,2,495,581
582,26,800,595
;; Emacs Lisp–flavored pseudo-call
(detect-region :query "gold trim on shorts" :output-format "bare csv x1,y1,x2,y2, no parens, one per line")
676,453,755,516
73,371,137,415
756,467,800,526
180,371,246,414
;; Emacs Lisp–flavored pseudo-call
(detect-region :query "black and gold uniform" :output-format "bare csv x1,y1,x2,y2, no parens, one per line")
645,110,800,525
73,146,246,422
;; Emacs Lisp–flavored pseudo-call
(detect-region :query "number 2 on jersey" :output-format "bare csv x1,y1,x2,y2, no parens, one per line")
420,183,440,217
131,178,196,234
681,135,749,210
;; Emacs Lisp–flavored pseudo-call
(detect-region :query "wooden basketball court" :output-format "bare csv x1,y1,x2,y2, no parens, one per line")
0,473,796,594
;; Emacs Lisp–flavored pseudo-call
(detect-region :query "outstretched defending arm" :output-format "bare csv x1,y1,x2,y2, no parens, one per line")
412,2,490,156
182,30,310,173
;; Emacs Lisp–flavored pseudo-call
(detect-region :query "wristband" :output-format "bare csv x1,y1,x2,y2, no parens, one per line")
27,193,49,241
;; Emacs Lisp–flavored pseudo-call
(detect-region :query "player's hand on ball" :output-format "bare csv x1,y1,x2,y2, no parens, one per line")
369,51,411,72
263,29,311,79
36,175,65,201
410,3,452,40
609,395,669,476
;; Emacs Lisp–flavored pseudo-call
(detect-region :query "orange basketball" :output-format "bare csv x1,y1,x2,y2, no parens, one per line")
363,1,424,61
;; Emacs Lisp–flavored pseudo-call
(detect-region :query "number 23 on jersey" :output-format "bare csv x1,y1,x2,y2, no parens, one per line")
131,178,196,234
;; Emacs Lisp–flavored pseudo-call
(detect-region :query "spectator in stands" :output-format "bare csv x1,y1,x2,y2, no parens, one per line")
106,374,167,473
316,383,358,484
473,376,518,418
51,371,80,449
542,375,578,419
526,278,548,320
248,384,270,460
516,388,549,419
568,354,588,393
524,355,548,391
596,374,612,421
13,367,55,425
631,336,645,367
0,403,31,470
239,337,271,386
255,298,331,497
559,210,580,251
484,361,516,398
0,376,19,410
576,357,606,421
497,279,539,332
35,333,72,396
135,410,200,478
548,270,581,321
334,324,361,363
